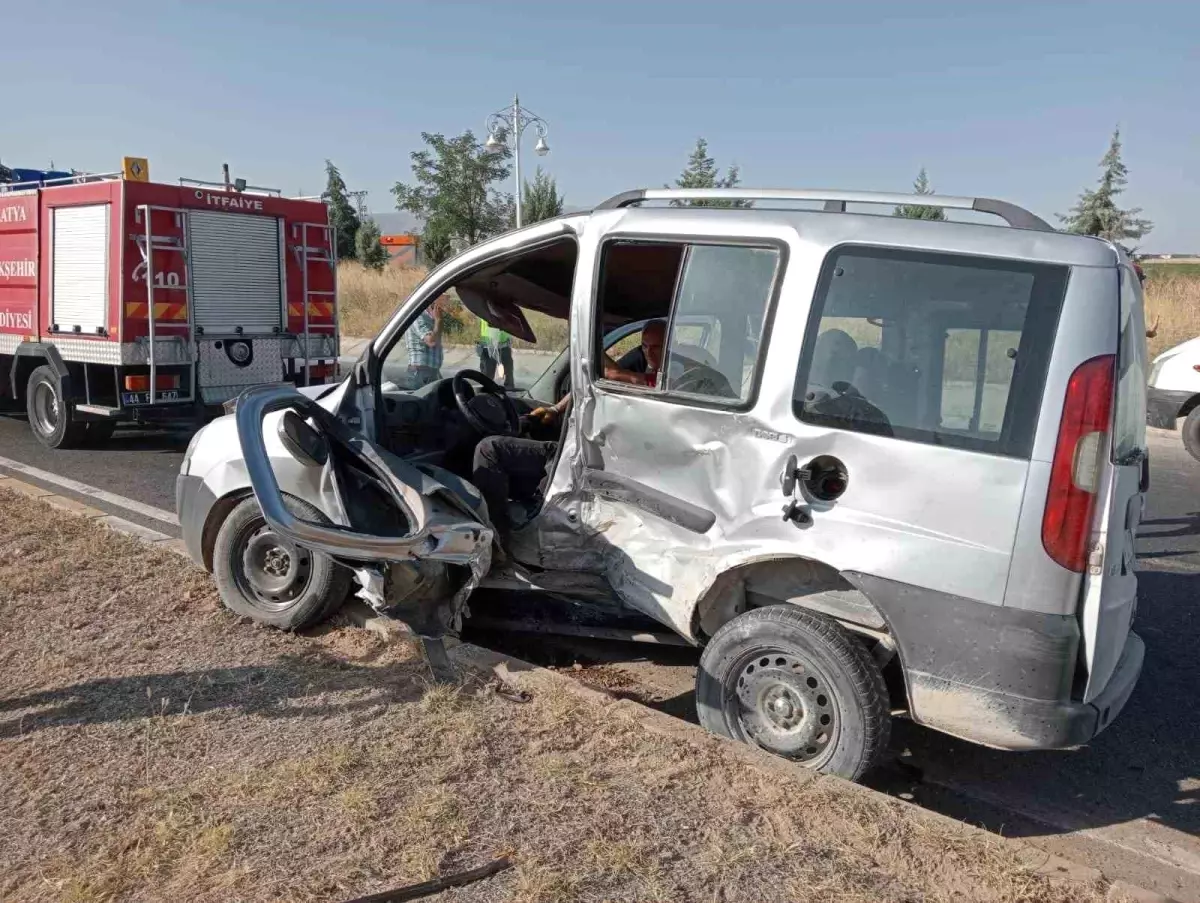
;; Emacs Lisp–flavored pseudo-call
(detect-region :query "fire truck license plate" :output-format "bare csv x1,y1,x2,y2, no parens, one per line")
122,390,180,405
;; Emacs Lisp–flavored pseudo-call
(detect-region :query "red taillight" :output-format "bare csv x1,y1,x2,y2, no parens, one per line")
1042,355,1115,572
307,362,334,383
124,373,180,391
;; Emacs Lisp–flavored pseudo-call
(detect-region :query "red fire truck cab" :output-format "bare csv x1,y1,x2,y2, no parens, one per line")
0,166,338,448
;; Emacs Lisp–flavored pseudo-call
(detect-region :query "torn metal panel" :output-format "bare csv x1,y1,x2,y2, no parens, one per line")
235,384,492,639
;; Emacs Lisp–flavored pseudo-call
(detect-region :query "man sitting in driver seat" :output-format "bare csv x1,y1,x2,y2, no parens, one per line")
471,320,665,539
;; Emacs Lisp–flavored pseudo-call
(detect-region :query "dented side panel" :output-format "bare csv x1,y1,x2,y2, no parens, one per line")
537,210,1031,644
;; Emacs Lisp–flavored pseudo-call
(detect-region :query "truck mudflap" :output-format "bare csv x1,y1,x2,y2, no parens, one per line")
233,384,493,674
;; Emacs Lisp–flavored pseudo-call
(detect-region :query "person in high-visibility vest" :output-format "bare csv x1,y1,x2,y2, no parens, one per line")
477,320,515,389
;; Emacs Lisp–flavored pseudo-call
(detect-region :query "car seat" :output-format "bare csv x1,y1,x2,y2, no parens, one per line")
804,328,859,398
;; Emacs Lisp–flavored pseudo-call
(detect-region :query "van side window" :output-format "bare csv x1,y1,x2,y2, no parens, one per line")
594,241,781,406
939,328,1020,434
793,246,1069,458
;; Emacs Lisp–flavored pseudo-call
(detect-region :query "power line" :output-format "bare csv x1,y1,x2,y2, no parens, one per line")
347,190,369,220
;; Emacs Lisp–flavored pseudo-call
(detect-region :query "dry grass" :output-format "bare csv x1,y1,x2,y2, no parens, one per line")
338,263,569,352
0,490,1116,902
1145,271,1200,358
338,263,428,339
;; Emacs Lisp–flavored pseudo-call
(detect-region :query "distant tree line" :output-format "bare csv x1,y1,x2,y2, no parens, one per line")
893,129,1153,248
330,121,1153,272
323,160,388,270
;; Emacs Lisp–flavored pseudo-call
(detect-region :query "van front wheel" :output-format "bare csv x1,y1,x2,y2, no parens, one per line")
1181,407,1200,462
696,605,890,781
213,496,350,630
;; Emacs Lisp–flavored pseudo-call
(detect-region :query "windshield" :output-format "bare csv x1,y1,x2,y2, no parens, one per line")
381,292,570,393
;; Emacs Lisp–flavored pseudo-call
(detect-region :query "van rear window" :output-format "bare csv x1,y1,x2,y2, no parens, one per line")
793,246,1069,458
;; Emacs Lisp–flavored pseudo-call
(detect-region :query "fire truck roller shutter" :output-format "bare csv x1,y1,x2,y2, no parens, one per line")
187,210,283,334
51,204,110,333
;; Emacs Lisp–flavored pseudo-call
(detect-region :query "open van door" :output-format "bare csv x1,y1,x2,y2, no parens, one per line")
233,383,493,670
1078,263,1148,703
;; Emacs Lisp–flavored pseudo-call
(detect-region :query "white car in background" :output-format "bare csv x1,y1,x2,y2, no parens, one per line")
1147,336,1200,460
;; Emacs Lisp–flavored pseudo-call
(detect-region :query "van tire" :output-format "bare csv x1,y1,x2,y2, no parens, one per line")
26,365,87,449
1181,407,1200,462
696,605,890,781
213,495,350,630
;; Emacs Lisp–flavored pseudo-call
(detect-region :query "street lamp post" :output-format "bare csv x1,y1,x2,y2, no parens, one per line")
485,94,549,228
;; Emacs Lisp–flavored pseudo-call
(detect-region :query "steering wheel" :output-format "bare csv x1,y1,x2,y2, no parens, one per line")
452,369,520,436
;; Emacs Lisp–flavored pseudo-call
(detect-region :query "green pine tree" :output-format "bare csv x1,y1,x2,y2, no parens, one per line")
323,160,362,261
893,168,946,220
520,166,565,225
393,130,513,266
354,219,389,271
668,138,752,208
1058,127,1153,244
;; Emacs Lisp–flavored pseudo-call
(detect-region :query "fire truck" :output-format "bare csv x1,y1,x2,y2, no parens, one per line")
0,159,338,448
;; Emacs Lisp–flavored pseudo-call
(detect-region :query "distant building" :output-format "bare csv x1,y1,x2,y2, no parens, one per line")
380,234,420,267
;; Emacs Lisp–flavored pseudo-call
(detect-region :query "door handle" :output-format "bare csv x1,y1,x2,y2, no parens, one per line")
782,499,811,526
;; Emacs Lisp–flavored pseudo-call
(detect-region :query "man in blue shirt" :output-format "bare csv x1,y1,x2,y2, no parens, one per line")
404,294,448,387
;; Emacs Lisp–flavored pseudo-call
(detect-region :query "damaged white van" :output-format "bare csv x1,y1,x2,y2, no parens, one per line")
177,188,1147,780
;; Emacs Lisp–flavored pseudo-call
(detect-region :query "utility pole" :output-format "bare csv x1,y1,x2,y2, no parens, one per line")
484,95,550,228
347,190,369,221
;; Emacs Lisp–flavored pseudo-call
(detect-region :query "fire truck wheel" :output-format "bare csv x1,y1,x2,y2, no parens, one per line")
26,365,88,449
213,495,351,630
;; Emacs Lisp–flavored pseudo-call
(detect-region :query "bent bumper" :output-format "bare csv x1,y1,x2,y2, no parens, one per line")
1147,387,1191,429
905,631,1144,750
176,473,216,569
846,572,1145,751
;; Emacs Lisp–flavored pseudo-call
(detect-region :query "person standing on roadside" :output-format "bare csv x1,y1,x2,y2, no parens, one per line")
405,294,449,388
478,320,515,389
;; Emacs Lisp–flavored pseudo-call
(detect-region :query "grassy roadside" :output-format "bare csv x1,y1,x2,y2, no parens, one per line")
338,264,569,354
0,490,1117,902
1144,268,1200,357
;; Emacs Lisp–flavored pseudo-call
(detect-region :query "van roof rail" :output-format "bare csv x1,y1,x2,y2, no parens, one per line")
594,188,1054,232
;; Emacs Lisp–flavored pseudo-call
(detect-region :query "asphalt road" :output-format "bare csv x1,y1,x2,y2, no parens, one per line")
1,412,1198,897
883,429,1200,899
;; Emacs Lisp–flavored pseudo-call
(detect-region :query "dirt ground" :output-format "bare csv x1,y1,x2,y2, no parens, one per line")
0,490,1120,903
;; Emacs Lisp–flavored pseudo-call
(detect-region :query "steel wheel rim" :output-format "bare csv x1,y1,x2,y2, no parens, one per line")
235,522,312,612
31,381,60,436
731,649,840,764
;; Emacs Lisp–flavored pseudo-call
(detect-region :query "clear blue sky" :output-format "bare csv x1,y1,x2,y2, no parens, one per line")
4,0,1197,250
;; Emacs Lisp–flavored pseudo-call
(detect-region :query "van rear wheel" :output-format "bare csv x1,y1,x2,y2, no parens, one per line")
26,365,87,449
696,605,890,781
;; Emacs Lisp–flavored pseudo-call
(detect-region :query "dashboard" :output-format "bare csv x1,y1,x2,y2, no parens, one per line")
380,377,540,463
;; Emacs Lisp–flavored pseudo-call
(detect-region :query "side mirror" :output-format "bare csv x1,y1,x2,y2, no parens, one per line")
277,410,328,468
